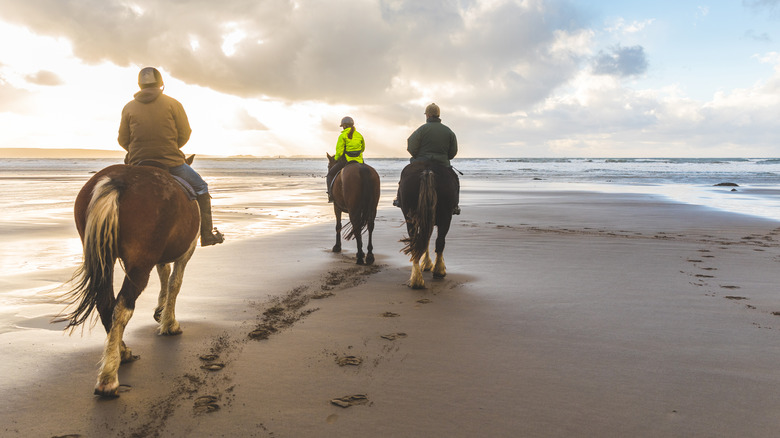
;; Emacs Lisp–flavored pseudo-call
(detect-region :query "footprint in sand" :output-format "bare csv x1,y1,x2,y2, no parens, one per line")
199,354,219,362
336,355,363,366
194,395,220,414
330,394,369,408
381,312,400,318
201,363,225,371
416,298,432,304
381,333,408,341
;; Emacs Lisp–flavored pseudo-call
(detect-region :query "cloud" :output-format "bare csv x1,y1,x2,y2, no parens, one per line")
0,0,590,114
591,45,648,77
743,0,779,11
25,70,63,86
744,29,772,42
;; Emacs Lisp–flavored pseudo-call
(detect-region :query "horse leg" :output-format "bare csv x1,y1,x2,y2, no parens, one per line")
365,218,375,265
158,239,196,335
95,268,149,397
421,249,434,271
332,208,342,253
355,228,365,265
95,295,134,397
409,256,425,289
433,217,453,279
153,262,171,323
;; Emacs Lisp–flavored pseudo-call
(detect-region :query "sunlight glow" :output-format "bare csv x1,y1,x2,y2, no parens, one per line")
221,25,246,57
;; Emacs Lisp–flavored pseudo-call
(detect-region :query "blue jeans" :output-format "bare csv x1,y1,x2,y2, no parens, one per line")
169,163,209,195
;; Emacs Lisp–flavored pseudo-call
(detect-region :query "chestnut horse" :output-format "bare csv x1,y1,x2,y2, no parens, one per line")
398,161,458,289
57,163,200,397
327,153,380,265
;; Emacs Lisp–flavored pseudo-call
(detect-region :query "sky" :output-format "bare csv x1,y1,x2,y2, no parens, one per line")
0,0,778,158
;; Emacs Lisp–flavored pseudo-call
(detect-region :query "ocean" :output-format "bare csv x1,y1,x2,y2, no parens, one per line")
2,157,779,223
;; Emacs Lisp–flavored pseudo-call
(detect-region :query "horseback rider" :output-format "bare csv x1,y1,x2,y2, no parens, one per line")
117,67,225,247
326,116,365,202
394,103,461,215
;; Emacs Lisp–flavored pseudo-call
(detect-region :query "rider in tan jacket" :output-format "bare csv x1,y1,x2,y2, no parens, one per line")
118,67,224,246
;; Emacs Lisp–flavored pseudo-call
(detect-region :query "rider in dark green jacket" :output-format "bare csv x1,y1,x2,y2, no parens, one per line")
394,103,461,214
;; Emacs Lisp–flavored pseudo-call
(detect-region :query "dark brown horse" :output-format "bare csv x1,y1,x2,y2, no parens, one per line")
327,153,380,265
398,161,458,288
57,164,200,397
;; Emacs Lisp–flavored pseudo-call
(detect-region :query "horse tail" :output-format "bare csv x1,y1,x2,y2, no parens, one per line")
343,165,374,240
58,176,122,331
402,169,437,259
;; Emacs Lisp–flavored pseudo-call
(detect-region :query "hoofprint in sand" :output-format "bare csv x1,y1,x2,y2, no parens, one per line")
3,190,780,437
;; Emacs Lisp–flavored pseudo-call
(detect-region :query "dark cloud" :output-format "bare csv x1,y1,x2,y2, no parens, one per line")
0,0,590,114
592,45,648,77
25,70,64,86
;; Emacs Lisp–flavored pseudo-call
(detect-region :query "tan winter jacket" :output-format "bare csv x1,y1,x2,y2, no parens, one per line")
118,87,192,168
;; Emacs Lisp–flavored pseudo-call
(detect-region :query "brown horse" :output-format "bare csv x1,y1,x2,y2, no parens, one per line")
57,163,200,397
327,153,380,265
398,161,458,288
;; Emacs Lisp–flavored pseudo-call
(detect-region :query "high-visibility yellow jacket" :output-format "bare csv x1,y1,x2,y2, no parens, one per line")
334,128,365,163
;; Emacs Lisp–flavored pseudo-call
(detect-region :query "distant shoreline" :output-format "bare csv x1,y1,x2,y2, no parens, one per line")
0,148,127,158
0,148,306,159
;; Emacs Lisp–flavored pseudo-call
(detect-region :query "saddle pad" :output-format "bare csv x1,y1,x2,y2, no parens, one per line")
171,175,197,200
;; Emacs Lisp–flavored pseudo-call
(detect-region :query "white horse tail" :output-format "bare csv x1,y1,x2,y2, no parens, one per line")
58,177,121,330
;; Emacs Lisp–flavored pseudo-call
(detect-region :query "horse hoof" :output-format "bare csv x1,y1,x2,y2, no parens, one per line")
433,272,446,279
120,349,140,363
410,282,426,290
356,258,365,265
159,322,182,336
94,381,119,398
332,246,341,253
366,255,375,265
159,327,183,336
94,388,120,398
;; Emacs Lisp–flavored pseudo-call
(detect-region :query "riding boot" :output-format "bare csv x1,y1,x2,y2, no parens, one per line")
196,193,225,247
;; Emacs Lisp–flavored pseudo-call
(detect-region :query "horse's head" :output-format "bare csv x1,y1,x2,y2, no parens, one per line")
326,152,336,169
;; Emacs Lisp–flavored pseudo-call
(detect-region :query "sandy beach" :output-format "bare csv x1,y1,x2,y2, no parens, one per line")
3,182,780,437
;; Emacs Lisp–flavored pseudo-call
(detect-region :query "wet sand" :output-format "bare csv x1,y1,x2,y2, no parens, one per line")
3,190,780,437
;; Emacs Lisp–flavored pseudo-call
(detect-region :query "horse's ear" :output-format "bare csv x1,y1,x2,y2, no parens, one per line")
186,154,195,165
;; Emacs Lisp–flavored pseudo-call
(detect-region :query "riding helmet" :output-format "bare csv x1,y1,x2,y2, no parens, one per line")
138,67,164,88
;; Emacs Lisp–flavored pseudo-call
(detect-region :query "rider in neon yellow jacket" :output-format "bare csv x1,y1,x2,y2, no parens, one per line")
327,116,365,201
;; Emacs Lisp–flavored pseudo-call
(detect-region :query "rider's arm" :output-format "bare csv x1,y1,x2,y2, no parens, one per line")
407,127,421,157
117,109,131,150
448,130,458,160
173,101,192,148
334,132,346,160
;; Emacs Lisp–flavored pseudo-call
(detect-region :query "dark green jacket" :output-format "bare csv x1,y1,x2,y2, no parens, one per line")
407,117,457,167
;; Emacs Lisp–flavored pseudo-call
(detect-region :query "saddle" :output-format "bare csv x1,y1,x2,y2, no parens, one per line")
135,160,197,201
